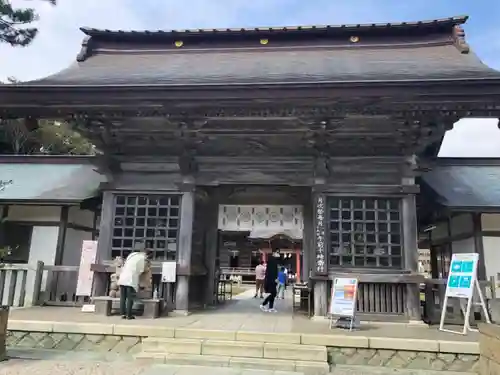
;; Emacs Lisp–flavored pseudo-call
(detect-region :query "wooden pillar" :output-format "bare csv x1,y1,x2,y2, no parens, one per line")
92,191,114,297
472,213,486,281
312,192,328,317
402,194,421,321
204,196,218,306
0,205,9,247
175,188,195,314
96,191,114,261
302,198,313,282
54,206,69,265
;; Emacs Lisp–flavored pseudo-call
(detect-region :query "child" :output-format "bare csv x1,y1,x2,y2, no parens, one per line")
277,266,286,299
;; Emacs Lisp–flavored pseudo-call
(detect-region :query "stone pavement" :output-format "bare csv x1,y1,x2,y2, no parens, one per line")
7,288,479,343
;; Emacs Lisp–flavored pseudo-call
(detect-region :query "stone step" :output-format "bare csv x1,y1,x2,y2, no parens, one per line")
136,352,330,375
141,337,328,362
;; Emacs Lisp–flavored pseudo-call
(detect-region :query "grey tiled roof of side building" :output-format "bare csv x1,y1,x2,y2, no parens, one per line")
421,163,500,209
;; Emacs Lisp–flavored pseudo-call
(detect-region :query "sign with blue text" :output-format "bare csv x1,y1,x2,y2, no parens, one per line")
439,252,490,335
445,253,478,299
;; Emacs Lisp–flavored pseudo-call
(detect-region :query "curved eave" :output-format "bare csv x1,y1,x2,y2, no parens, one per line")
4,76,500,91
80,15,468,40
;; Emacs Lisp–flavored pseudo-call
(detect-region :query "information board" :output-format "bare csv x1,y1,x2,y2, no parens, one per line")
75,240,98,296
330,278,358,317
445,253,478,299
161,261,177,283
439,252,490,335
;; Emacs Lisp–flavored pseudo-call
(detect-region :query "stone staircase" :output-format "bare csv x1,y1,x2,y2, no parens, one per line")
135,336,330,374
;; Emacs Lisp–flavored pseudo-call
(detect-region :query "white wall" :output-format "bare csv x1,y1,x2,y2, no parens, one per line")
7,205,61,221
481,214,500,231
481,213,500,296
59,227,93,297
483,236,500,291
4,204,95,299
29,226,59,290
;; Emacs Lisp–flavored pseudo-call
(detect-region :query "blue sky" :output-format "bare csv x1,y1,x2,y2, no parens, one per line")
0,0,499,156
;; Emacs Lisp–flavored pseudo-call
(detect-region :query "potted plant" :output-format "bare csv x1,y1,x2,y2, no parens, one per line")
0,245,15,361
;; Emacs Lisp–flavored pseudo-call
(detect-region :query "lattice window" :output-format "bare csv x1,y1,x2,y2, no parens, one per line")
111,195,180,260
328,197,402,268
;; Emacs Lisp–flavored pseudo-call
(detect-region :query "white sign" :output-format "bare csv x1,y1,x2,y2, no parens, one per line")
161,261,177,283
439,253,490,335
330,278,358,317
75,240,98,296
445,253,478,299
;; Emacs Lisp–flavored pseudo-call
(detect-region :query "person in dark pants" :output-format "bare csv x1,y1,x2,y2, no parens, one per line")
260,248,280,312
117,249,151,319
119,284,136,319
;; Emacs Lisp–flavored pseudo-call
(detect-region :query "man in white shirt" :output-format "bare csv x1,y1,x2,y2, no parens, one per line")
254,260,266,298
118,249,151,319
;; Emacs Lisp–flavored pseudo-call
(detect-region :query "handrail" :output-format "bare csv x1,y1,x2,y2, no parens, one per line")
0,263,31,271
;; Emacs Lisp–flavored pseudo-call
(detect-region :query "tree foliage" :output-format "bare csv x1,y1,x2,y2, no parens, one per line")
0,0,56,47
0,119,96,155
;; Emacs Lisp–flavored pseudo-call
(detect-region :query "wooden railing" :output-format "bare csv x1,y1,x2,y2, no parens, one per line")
322,273,424,321
0,262,43,307
40,265,87,307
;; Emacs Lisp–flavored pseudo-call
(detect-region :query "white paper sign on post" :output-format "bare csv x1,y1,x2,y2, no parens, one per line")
439,253,490,335
329,277,359,331
161,261,177,283
76,240,98,297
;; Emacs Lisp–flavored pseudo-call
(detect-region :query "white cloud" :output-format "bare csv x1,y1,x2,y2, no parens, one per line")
0,1,499,157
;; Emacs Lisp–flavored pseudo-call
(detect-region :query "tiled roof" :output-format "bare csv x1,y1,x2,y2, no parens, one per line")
0,159,106,202
421,159,500,210
15,15,500,87
79,16,468,38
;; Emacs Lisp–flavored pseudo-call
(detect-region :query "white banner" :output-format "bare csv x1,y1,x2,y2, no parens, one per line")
75,240,98,296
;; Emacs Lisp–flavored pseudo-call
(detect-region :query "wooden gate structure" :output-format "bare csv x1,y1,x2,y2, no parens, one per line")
1,16,500,319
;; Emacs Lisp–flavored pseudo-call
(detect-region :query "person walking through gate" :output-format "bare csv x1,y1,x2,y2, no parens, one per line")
254,260,266,298
260,248,280,312
118,248,152,319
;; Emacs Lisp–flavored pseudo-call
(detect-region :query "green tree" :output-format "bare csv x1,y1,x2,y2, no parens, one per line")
0,0,56,47
0,119,96,155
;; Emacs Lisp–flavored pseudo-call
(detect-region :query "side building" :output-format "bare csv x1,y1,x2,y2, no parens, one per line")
0,156,104,304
